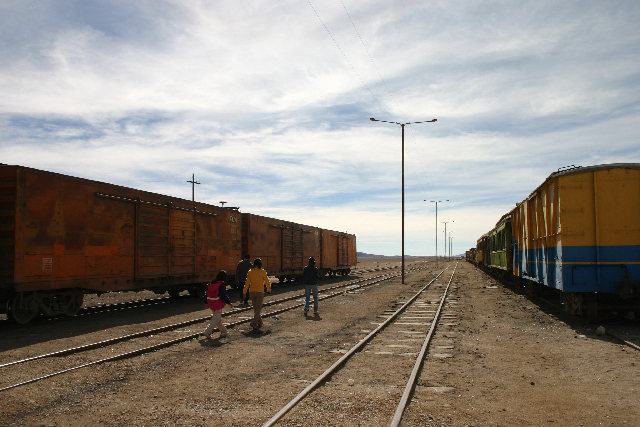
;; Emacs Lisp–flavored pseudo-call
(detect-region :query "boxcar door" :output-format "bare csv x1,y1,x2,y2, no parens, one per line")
168,209,196,276
137,204,170,278
0,167,16,285
136,205,196,278
282,223,303,272
338,235,349,267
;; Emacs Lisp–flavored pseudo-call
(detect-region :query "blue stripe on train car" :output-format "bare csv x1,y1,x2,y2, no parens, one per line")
561,245,640,294
517,246,561,291
517,245,640,294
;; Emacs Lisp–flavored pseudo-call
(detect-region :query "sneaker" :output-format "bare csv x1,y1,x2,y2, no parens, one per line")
314,312,319,316
304,309,308,316
204,332,212,339
220,333,228,338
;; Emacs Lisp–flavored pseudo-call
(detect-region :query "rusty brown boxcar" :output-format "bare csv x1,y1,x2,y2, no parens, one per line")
318,228,357,277
465,248,477,264
0,165,241,323
240,213,357,283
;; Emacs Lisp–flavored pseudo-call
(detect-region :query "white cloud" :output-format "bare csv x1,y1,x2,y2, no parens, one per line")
1,0,639,255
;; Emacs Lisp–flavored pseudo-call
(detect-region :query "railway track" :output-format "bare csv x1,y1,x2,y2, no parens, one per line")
0,293,199,326
262,262,459,427
0,264,411,326
0,264,431,393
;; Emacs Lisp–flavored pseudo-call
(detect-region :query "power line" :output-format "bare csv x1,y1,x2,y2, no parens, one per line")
338,1,435,201
339,0,406,119
310,1,436,201
307,0,391,116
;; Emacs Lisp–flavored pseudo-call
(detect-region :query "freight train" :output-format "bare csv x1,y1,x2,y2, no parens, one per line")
471,164,640,322
0,164,357,324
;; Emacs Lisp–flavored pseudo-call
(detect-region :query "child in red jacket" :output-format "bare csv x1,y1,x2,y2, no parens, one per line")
203,271,234,338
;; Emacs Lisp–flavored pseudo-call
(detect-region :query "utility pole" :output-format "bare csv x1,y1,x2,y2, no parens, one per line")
371,118,437,285
441,221,452,263
187,174,200,202
427,200,448,268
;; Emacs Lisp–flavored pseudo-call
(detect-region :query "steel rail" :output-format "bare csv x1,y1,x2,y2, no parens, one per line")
76,295,176,315
5,265,402,325
261,266,450,427
21,295,180,324
604,330,640,352
390,262,458,427
0,266,430,392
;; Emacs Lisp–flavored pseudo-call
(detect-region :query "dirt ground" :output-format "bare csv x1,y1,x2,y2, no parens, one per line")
0,258,639,426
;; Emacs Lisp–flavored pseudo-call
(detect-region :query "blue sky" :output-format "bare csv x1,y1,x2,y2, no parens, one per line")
1,0,639,256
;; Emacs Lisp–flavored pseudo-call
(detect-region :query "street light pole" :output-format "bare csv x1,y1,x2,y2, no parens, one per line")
371,117,437,284
427,199,448,268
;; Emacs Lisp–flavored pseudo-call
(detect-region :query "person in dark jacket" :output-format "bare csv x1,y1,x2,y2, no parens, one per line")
236,253,252,306
203,270,234,338
303,257,319,316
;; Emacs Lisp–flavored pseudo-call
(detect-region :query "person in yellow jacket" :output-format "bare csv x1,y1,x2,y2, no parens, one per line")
243,258,271,330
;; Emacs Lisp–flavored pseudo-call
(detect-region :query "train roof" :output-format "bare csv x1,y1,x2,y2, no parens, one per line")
1,163,355,237
517,163,640,206
549,163,640,179
0,163,240,212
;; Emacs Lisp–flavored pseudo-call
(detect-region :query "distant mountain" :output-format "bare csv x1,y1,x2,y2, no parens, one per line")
357,252,385,258
357,252,432,258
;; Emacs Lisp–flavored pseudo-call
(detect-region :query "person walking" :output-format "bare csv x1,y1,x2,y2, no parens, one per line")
203,271,234,339
303,256,319,316
243,258,271,331
236,253,252,306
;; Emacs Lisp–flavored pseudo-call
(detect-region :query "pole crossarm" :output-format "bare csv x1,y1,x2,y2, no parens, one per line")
187,174,201,202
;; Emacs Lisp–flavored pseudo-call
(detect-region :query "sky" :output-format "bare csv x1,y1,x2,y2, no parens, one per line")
1,0,639,257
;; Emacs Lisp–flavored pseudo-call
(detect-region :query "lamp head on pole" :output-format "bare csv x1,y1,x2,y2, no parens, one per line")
372,117,437,125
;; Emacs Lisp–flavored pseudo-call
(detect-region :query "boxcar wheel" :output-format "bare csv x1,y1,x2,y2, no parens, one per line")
168,289,181,298
189,284,206,298
565,293,582,316
65,293,84,317
7,293,37,325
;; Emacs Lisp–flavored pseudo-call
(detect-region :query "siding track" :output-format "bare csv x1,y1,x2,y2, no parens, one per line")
0,265,431,393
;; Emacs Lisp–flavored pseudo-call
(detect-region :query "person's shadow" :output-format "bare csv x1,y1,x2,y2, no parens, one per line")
198,336,229,348
241,329,271,338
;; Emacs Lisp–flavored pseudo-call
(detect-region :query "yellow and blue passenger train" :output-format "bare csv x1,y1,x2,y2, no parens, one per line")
474,164,640,322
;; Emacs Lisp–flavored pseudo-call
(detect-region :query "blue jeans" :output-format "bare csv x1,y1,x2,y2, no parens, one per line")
304,284,318,313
